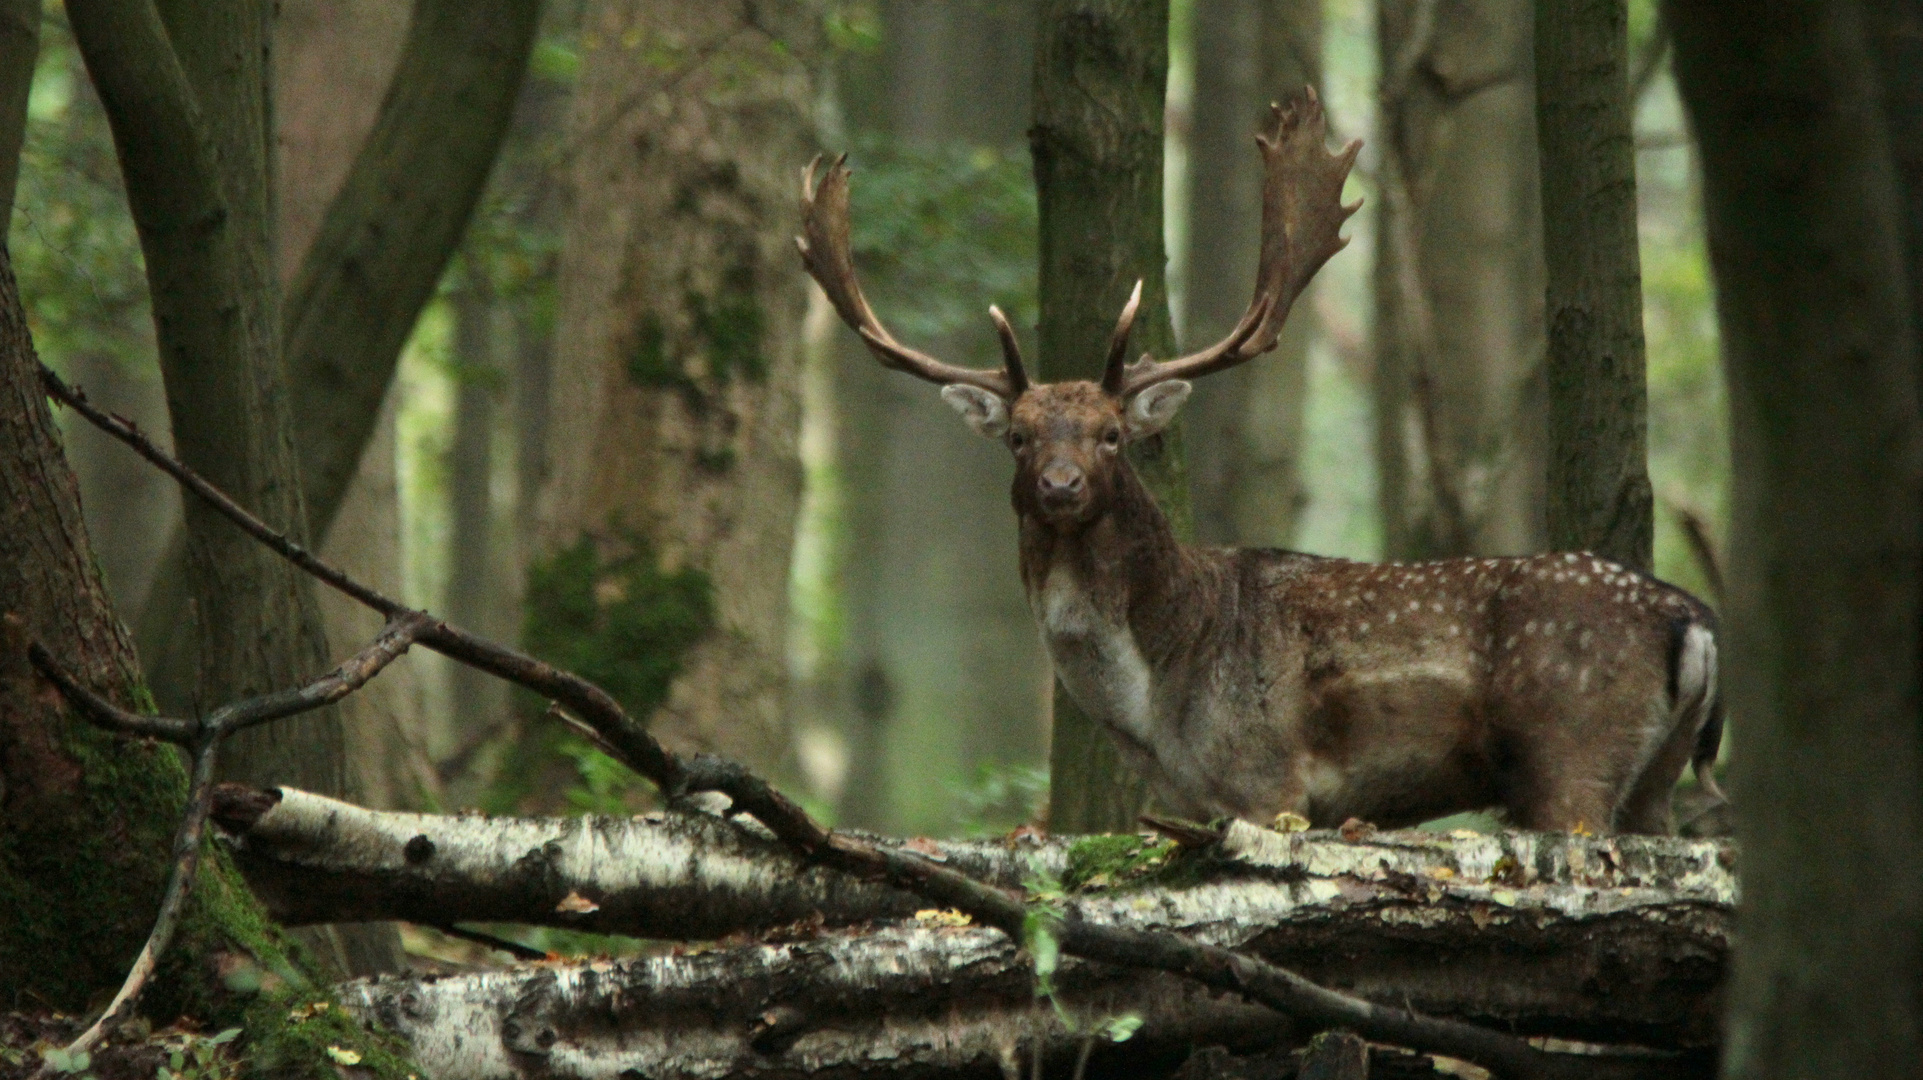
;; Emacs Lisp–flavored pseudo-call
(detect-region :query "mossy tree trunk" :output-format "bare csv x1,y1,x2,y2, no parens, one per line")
1535,0,1653,572
532,0,818,778
1667,1,1923,1074
1182,0,1320,549
1866,0,1923,363
1032,0,1181,833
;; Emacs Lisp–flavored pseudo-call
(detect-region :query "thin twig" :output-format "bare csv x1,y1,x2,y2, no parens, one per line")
41,366,1652,1079
53,732,220,1064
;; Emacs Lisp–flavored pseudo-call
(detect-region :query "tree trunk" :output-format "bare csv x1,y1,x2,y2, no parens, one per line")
277,0,436,817
1182,0,1320,548
1865,0,1923,362
534,0,817,774
1666,1,1923,1075
133,0,543,712
0,244,180,1009
70,0,404,976
0,245,315,1022
1033,0,1182,833
0,0,37,235
446,277,513,785
1373,0,1548,562
1535,0,1653,572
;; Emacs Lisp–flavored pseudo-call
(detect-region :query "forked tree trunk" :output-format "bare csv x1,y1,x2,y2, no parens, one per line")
1373,0,1549,562
1183,0,1320,549
1033,0,1181,834
73,0,403,976
536,0,817,773
1668,1,1923,1075
1535,0,1654,572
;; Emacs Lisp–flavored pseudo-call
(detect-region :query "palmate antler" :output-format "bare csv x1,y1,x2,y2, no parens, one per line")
796,155,1029,397
1104,87,1361,398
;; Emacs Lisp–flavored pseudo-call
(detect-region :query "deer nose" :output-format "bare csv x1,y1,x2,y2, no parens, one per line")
1038,463,1086,503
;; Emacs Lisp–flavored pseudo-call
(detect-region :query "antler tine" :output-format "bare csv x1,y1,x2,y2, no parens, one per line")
1121,87,1361,397
796,156,1017,398
1100,280,1143,395
987,305,1030,394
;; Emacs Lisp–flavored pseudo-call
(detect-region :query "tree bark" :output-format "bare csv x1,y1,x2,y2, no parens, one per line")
316,809,1732,1075
0,0,37,236
133,0,543,711
70,0,407,976
1667,1,1923,1075
1183,0,1320,548
534,0,818,773
1864,0,1923,363
0,243,182,1010
1535,0,1654,572
1033,0,1181,833
1373,0,1549,562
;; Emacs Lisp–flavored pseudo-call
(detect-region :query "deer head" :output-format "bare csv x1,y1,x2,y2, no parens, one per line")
796,88,1359,529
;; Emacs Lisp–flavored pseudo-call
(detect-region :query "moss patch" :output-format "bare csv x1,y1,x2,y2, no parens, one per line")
1063,835,1183,892
487,532,714,813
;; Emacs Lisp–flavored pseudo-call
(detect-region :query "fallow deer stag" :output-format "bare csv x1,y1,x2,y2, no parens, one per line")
797,89,1722,834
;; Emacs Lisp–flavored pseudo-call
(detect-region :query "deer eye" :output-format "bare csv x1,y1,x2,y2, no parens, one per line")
1009,431,1026,451
1102,427,1122,448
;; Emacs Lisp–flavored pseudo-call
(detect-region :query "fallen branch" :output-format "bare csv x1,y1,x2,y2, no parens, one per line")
229,787,1731,1050
38,363,1694,1079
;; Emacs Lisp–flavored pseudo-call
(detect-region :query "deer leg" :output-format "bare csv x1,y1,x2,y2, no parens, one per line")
1615,692,1711,835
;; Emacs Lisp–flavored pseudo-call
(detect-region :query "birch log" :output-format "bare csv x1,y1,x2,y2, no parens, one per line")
229,787,1733,1064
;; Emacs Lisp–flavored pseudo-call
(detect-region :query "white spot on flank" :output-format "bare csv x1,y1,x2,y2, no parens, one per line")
1408,600,1421,612
1525,620,1538,635
1358,622,1371,635
1577,574,1591,585
1564,553,1579,563
1447,624,1460,637
1388,611,1399,624
1577,667,1591,692
1431,602,1444,613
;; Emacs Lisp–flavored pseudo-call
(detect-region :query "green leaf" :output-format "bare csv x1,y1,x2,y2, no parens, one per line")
1103,1014,1144,1042
208,1028,242,1046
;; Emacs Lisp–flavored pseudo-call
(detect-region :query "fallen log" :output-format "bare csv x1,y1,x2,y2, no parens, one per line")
231,786,1734,1065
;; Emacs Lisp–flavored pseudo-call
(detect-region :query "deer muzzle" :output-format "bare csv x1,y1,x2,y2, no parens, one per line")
1037,461,1088,514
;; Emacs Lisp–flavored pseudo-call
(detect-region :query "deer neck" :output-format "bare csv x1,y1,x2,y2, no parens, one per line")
1017,462,1211,744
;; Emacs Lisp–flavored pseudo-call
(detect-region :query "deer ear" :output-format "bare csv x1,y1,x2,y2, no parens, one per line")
940,384,1010,438
1125,380,1192,438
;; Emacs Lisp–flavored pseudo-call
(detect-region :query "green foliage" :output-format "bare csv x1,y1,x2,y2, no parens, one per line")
156,1027,241,1080
10,9,155,377
949,762,1049,836
844,134,1038,343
